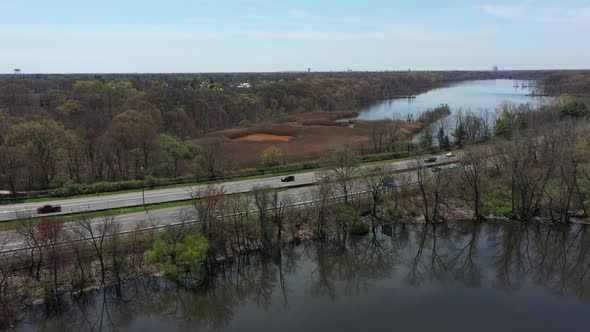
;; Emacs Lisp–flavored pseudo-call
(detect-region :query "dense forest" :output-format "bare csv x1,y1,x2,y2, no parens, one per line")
538,71,590,96
2,71,590,328
0,70,578,192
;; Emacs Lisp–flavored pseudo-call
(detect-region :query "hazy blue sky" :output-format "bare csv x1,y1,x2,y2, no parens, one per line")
1,0,589,73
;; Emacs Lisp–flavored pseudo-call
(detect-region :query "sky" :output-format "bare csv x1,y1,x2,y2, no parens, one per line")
0,0,589,73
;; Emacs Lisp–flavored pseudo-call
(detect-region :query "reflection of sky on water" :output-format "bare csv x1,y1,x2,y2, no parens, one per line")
23,223,590,332
356,79,548,121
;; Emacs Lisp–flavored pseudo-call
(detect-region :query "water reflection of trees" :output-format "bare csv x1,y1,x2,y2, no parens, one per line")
28,222,590,330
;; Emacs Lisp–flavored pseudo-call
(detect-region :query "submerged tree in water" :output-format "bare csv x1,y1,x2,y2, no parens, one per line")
147,232,209,282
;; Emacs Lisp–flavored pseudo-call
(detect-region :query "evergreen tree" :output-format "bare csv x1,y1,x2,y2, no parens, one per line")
420,126,434,151
452,121,467,147
437,127,445,149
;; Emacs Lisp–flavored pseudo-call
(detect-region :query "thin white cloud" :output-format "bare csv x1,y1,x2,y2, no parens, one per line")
478,3,529,20
0,24,220,41
235,29,385,41
574,7,590,25
477,1,590,26
288,10,312,19
390,26,498,45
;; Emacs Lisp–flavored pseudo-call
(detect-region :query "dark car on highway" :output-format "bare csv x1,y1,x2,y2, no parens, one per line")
281,175,295,182
37,204,62,214
424,157,437,163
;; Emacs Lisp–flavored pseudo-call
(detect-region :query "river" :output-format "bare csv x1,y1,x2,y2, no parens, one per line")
356,79,547,121
20,222,590,331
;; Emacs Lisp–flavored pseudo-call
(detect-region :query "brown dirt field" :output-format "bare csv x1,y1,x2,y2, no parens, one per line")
194,111,424,170
233,133,296,142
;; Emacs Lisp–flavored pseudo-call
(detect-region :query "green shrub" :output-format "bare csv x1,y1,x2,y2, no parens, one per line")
482,186,513,218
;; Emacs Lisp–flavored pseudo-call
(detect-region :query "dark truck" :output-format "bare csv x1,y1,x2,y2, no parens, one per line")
37,204,62,214
281,175,295,182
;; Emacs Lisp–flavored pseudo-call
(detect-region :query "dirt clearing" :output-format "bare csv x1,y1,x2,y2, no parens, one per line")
233,133,296,142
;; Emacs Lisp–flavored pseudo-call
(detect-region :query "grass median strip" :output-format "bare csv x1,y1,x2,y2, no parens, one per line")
1,168,321,205
0,200,195,232
0,184,304,231
3,149,459,206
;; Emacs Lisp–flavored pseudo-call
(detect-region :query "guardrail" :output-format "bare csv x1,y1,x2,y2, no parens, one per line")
1,155,464,255
0,147,456,203
0,187,380,254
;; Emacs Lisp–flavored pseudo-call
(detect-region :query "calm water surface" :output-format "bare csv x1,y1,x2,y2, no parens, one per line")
356,79,546,120
22,222,590,331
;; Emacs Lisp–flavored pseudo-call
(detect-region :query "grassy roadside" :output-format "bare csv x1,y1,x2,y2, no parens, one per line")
2,149,457,206
0,200,196,232
0,184,307,231
0,150,461,231
0,168,320,205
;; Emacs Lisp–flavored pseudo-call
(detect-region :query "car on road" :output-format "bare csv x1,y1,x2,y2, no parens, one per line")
446,152,455,158
382,176,396,189
317,175,331,182
424,157,437,163
281,175,295,182
37,204,62,214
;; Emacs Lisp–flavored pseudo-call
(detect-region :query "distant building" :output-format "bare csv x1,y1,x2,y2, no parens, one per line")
308,68,311,73
493,66,499,71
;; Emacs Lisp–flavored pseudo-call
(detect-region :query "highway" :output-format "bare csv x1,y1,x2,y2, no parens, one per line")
0,159,457,252
0,155,455,222
0,183,321,252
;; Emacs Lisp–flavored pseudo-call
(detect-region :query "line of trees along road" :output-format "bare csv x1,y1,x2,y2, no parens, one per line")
3,92,590,326
0,71,558,193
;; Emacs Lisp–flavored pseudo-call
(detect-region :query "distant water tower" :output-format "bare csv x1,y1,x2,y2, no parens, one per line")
13,68,21,76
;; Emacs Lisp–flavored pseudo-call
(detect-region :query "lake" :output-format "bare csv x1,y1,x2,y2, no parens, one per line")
21,222,590,332
356,79,547,121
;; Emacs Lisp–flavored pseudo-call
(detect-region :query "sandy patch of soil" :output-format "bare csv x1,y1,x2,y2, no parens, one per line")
233,133,296,142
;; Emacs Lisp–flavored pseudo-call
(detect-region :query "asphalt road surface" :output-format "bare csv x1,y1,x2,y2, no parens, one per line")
0,156,455,222
0,161,460,252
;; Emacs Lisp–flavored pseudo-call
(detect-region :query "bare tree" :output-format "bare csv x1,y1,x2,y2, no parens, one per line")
108,222,124,296
360,165,390,226
0,233,28,329
251,185,273,249
201,138,222,178
414,157,453,223
313,179,334,239
389,170,413,220
14,211,43,279
189,184,226,248
272,192,289,244
458,147,490,219
546,122,586,222
227,194,251,251
328,146,359,205
502,131,557,220
36,219,65,303
386,118,404,152
72,214,116,285
369,121,388,153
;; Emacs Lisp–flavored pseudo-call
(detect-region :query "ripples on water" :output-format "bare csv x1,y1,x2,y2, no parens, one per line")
24,222,590,332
